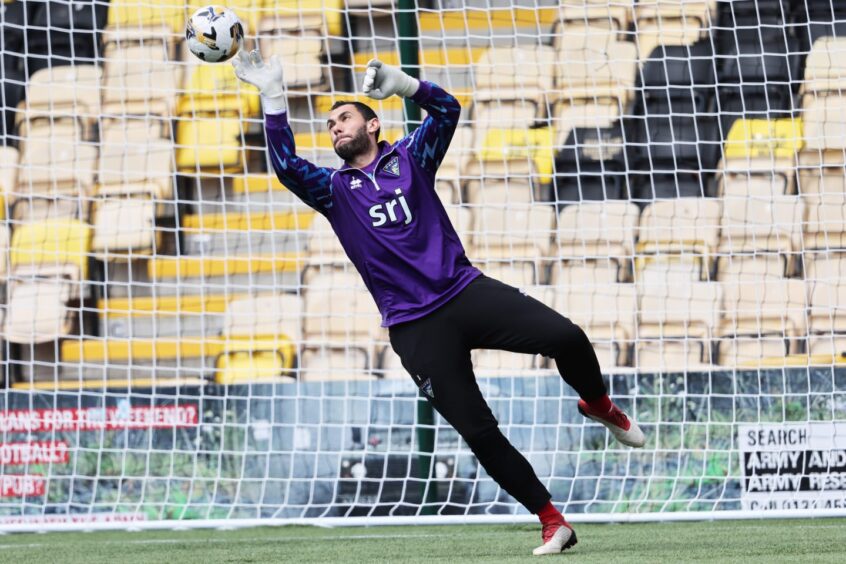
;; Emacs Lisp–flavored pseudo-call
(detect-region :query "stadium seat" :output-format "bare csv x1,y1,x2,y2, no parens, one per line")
555,283,637,367
444,204,474,249
102,43,182,117
716,254,787,281
474,128,554,185
809,277,846,334
299,346,374,381
802,95,846,151
550,259,622,287
98,137,174,197
179,63,260,117
636,255,705,286
719,118,803,197
636,281,722,369
637,199,722,277
800,37,846,97
718,196,805,274
464,160,536,206
176,114,246,172
473,46,557,131
27,0,108,71
306,214,349,266
257,34,328,92
16,139,99,204
472,204,556,260
555,37,637,137
3,278,75,344
0,227,9,279
20,66,102,130
91,188,159,258
717,278,807,365
1,66,25,142
477,260,539,287
0,146,19,195
795,1,846,46
98,294,232,339
214,293,304,384
554,124,628,202
556,201,639,275
257,0,344,38
631,1,715,62
436,127,473,205
303,270,381,342
105,0,184,34
554,0,634,40
797,150,846,196
10,219,91,281
804,194,846,250
472,349,546,377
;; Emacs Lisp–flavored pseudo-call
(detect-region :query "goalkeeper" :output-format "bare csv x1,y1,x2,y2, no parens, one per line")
232,49,645,556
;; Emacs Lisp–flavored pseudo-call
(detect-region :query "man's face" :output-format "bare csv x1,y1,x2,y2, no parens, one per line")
327,104,379,162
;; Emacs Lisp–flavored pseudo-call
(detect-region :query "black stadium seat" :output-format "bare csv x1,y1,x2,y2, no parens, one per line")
553,123,629,204
27,0,108,73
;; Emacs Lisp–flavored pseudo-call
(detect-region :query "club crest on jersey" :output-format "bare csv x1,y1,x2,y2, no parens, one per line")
350,177,362,190
383,156,400,177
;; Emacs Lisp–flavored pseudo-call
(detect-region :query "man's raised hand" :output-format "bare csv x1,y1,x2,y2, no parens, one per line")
362,59,420,100
231,48,286,113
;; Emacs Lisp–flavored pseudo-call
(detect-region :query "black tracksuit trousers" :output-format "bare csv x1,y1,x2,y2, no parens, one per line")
388,275,607,513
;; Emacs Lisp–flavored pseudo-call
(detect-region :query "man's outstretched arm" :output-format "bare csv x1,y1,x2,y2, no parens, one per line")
232,49,333,215
362,59,461,176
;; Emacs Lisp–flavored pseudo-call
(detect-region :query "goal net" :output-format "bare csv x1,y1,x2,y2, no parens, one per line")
1,0,846,530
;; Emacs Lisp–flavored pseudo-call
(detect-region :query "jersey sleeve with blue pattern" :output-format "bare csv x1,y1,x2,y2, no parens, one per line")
264,112,334,216
403,81,462,177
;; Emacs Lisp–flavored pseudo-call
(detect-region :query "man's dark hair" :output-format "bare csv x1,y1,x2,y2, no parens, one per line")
330,100,381,141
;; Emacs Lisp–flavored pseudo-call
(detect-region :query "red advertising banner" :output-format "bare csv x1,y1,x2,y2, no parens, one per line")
0,474,45,497
0,441,69,465
0,404,199,434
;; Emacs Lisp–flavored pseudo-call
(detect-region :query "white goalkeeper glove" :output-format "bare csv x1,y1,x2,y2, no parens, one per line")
231,48,287,114
362,59,420,100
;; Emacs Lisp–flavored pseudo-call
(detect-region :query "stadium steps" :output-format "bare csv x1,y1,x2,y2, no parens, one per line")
180,210,315,256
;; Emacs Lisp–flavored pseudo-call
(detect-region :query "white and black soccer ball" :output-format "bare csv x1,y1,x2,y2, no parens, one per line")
186,5,244,63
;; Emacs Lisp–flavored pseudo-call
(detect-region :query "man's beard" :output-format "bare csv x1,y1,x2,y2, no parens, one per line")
334,125,371,162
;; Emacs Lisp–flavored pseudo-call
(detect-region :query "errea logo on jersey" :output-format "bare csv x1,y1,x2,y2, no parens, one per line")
369,189,413,227
350,178,362,190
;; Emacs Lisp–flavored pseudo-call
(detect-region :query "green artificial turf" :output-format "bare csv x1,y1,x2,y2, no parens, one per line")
0,518,843,563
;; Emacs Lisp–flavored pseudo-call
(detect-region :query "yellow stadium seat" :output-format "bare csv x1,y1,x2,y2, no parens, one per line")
106,0,184,31
476,128,554,183
175,113,246,172
215,349,291,384
179,63,260,116
10,219,92,279
723,118,804,161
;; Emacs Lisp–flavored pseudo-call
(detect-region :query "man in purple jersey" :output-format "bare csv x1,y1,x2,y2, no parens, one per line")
233,49,645,556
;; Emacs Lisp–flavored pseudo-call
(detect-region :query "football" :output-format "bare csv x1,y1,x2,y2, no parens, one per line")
185,5,244,63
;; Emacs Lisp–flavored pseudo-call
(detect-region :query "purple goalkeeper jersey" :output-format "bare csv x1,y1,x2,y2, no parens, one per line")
264,81,481,326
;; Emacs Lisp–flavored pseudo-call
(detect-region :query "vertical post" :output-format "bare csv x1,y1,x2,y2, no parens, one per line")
397,0,435,514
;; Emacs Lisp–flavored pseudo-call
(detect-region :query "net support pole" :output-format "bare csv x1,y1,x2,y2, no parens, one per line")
397,0,436,513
